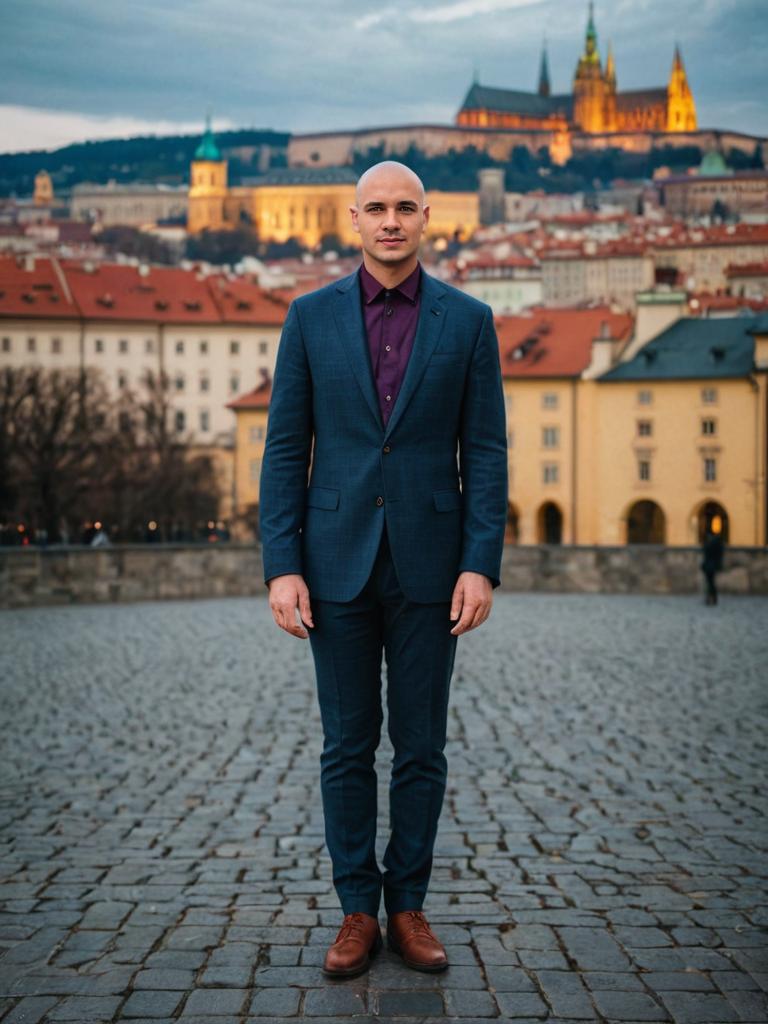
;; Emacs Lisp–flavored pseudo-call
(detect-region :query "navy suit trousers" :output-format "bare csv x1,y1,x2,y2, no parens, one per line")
308,523,458,916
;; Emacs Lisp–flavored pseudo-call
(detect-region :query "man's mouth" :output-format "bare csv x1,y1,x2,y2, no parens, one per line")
379,237,405,245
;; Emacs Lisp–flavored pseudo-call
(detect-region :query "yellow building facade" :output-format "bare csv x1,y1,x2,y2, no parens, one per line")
230,309,767,549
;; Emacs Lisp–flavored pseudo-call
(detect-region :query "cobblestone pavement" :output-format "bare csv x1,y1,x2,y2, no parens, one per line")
1,594,767,1024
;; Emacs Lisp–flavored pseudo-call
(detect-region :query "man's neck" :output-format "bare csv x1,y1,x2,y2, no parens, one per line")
361,254,419,291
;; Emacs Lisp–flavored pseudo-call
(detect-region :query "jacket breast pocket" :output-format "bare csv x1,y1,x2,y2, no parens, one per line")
306,486,340,510
433,488,462,512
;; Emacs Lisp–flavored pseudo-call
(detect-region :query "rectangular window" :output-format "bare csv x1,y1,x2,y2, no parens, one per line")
258,340,268,354
51,337,62,354
702,418,717,435
638,389,652,405
250,457,262,482
230,340,240,355
27,337,36,353
542,426,559,448
702,387,717,404
543,463,559,484
117,372,128,389
230,375,240,393
119,338,129,354
176,339,185,354
174,375,185,392
704,457,717,482
637,420,653,437
542,392,558,409
200,409,209,431
638,459,651,482
1,337,10,352
200,376,210,392
175,409,186,432
95,338,104,353
200,340,208,355
248,425,265,443
145,338,155,354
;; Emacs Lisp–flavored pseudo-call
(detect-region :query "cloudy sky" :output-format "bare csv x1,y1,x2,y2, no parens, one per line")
1,0,766,154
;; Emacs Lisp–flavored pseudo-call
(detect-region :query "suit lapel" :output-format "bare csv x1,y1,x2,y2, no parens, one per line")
331,269,449,439
332,274,384,430
383,271,448,441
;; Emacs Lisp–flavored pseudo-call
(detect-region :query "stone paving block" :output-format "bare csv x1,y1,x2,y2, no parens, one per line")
0,995,60,1024
657,990,741,1022
590,990,669,1021
181,987,249,1015
376,989,444,1016
442,987,499,1016
120,989,184,1018
303,986,368,1015
493,990,552,1018
248,987,302,1016
132,968,196,990
43,994,122,1019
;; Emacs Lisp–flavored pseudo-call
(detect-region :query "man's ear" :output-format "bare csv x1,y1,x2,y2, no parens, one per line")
349,205,360,232
422,204,430,228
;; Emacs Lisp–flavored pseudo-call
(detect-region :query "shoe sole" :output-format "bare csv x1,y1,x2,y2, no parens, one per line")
322,930,383,978
386,931,449,973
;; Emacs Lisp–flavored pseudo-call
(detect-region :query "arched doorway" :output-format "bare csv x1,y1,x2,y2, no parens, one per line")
696,501,729,544
626,500,666,544
505,502,520,544
537,502,563,544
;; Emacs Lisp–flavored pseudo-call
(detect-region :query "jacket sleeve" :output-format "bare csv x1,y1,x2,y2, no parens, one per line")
457,306,508,588
259,301,313,585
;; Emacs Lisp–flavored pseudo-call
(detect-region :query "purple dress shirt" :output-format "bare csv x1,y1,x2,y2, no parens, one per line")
359,261,422,427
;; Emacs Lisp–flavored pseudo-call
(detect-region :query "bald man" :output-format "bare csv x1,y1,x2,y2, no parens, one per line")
260,161,507,977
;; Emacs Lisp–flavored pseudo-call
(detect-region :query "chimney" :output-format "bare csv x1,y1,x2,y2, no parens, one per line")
621,288,688,363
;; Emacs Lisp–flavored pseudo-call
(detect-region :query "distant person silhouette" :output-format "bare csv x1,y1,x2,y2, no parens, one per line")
701,521,725,605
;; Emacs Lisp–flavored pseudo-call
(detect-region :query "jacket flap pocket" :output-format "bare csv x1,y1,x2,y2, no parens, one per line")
433,488,462,512
306,486,340,510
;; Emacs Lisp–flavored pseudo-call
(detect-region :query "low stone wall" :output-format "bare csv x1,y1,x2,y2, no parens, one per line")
1,543,766,609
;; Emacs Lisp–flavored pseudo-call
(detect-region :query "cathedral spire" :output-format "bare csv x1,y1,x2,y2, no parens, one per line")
584,1,599,64
605,41,616,85
538,38,551,97
666,42,697,131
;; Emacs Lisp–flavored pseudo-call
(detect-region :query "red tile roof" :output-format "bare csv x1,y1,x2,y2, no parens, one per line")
0,256,292,326
227,378,272,409
496,306,633,378
0,255,79,320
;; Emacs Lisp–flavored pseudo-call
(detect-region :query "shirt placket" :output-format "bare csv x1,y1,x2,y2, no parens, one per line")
381,289,397,419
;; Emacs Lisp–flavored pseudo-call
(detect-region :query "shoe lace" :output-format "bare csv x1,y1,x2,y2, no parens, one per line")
336,912,369,943
404,910,433,938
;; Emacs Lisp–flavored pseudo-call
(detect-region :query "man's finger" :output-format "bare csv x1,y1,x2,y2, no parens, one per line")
450,584,463,621
451,600,478,635
299,590,314,629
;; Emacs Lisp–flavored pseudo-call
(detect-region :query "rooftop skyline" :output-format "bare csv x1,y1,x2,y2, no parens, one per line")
1,0,767,154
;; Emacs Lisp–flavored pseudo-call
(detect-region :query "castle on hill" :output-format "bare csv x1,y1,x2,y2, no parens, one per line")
457,2,696,135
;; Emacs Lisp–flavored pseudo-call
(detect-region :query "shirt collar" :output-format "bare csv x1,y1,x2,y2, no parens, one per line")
359,261,421,305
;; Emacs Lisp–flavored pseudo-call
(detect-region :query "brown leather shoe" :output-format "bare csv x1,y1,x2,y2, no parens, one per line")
387,910,448,972
322,912,382,978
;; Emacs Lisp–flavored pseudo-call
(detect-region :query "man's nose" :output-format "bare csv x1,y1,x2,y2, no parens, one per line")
382,207,401,230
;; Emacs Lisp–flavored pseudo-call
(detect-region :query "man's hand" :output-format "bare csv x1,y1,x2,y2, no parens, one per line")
450,571,492,636
267,574,314,639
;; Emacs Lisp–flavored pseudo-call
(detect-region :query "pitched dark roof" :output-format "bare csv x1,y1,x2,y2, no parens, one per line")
241,166,358,186
616,87,667,110
459,83,571,118
600,318,756,382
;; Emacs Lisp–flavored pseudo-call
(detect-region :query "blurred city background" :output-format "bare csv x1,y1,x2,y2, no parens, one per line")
1,0,767,595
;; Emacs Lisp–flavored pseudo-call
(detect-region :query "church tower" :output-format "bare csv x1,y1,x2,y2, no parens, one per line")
187,114,228,234
573,2,606,132
666,45,697,131
538,40,551,98
603,42,617,131
33,169,54,206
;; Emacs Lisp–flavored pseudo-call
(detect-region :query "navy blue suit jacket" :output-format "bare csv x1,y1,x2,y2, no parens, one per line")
259,268,508,603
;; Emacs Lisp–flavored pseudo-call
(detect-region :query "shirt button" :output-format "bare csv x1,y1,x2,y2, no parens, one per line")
383,445,391,453
385,394,391,401
385,307,393,317
385,345,391,351
376,496,384,506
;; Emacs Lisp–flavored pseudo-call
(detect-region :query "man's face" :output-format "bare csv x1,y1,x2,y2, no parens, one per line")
350,167,429,269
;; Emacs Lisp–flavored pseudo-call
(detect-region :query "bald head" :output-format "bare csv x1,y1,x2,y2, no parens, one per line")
355,161,426,207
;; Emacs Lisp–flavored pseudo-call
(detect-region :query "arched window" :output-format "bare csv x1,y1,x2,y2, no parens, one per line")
696,501,729,544
626,500,666,544
506,502,520,545
537,502,562,544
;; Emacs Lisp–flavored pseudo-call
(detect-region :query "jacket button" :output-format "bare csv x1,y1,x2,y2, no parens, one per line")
376,496,384,506
383,445,391,453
